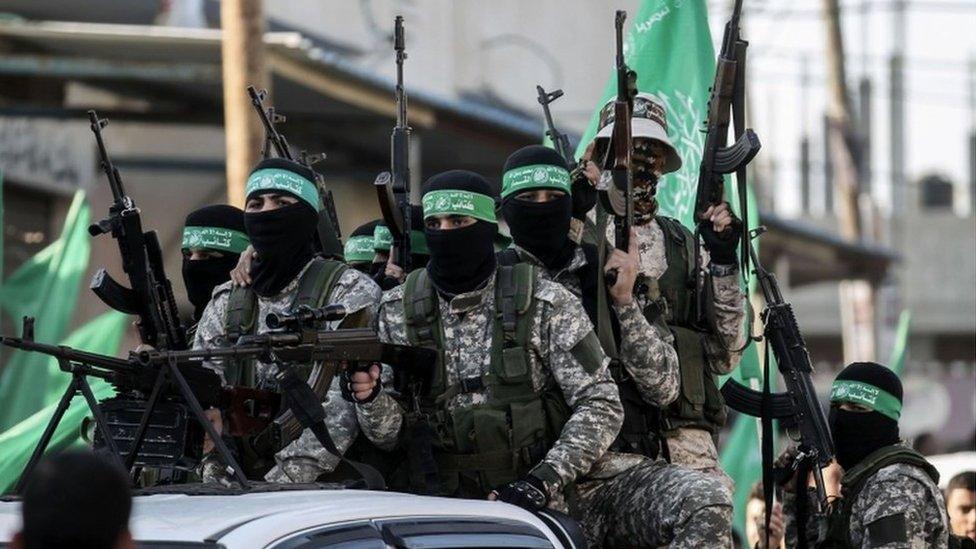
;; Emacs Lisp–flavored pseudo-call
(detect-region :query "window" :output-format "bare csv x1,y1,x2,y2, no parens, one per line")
919,174,954,210
271,518,555,549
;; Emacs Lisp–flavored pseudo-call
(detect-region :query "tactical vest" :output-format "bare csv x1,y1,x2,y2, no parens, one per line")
220,257,348,478
651,216,727,436
222,257,349,387
397,265,573,498
498,245,663,460
820,445,940,549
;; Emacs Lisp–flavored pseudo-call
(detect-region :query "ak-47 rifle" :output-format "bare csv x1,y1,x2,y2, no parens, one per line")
375,16,412,274
536,86,575,168
247,87,343,254
2,312,435,493
87,111,187,351
721,229,834,533
599,10,638,286
694,0,761,279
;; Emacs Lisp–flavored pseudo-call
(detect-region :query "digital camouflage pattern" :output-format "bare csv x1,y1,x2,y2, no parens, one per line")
785,462,949,548
366,271,623,502
577,456,733,548
192,260,389,482
511,245,680,407
513,245,732,545
604,215,745,486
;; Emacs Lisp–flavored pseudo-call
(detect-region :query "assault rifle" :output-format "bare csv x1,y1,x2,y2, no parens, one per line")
247,87,343,254
3,313,435,493
694,0,761,278
87,111,187,351
375,16,413,274
721,228,834,529
599,10,637,286
536,86,575,168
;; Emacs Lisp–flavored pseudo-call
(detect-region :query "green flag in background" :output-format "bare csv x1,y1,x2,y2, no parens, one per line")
0,311,127,493
888,310,911,376
571,1,766,542
0,191,91,431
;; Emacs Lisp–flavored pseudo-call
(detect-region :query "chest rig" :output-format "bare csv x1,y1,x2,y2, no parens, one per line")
398,265,571,497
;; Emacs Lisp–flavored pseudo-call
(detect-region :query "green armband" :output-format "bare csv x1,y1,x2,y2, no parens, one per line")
570,331,605,374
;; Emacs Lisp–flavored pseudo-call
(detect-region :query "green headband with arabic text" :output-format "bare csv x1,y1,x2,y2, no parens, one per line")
830,379,902,421
422,190,497,223
245,168,321,211
501,164,572,199
372,226,428,255
181,226,250,254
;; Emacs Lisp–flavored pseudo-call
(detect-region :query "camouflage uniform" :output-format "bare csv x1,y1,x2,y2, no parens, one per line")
513,245,733,548
364,272,624,510
785,461,949,548
604,217,746,488
193,259,389,483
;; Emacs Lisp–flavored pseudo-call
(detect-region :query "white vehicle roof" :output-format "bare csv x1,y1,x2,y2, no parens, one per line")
0,486,565,548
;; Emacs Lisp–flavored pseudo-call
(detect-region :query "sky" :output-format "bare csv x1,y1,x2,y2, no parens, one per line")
705,0,975,218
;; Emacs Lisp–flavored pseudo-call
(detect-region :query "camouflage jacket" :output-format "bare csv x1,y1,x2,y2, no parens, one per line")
193,259,388,482
365,271,624,491
603,216,746,374
784,462,949,548
511,245,679,407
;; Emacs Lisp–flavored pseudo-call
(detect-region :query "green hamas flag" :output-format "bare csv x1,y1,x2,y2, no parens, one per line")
888,310,911,376
0,191,91,431
0,311,127,493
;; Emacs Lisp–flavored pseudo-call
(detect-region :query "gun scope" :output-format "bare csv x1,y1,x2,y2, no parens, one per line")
266,304,347,330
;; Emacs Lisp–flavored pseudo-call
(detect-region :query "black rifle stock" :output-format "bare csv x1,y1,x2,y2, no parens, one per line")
376,15,412,273
87,110,188,351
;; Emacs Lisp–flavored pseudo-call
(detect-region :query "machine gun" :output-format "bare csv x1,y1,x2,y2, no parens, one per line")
3,314,436,493
375,16,413,276
86,111,188,351
247,87,343,255
598,10,637,286
721,228,834,531
694,0,761,279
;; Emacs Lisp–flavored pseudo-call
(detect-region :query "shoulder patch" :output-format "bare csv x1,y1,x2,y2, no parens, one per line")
866,513,908,547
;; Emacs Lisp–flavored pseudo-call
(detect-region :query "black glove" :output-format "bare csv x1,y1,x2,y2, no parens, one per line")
339,362,382,404
571,163,597,220
492,474,549,511
699,211,742,266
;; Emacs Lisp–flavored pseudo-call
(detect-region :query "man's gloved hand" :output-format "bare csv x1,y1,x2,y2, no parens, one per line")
340,363,382,404
699,202,741,266
571,160,599,220
490,474,549,511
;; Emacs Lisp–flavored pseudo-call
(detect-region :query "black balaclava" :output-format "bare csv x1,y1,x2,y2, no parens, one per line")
422,170,498,296
345,219,383,273
181,204,248,320
828,361,903,470
244,158,321,297
500,145,576,271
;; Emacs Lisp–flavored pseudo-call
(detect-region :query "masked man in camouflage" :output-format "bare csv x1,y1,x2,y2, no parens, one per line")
343,219,384,274
193,157,385,483
784,362,949,548
498,145,732,547
585,92,746,489
347,169,623,513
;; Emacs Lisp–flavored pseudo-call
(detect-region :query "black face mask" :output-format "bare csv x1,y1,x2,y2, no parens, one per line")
182,255,238,320
425,221,497,296
244,202,319,297
828,407,901,470
369,261,386,278
502,194,575,270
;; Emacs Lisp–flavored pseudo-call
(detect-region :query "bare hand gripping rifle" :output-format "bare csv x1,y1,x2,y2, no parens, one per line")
375,16,413,275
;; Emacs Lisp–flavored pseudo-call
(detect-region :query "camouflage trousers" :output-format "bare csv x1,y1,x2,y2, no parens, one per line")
576,458,733,549
666,427,735,494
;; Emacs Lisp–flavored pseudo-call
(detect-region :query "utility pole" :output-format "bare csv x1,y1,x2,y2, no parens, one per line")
822,0,877,362
800,55,811,214
221,0,268,207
